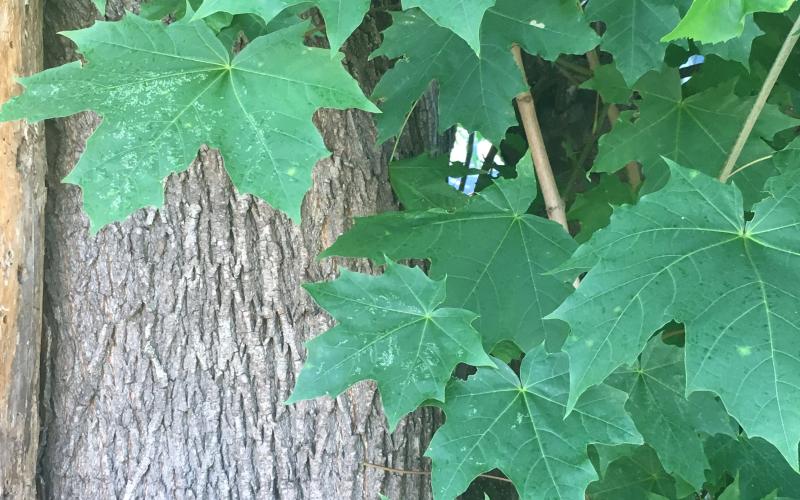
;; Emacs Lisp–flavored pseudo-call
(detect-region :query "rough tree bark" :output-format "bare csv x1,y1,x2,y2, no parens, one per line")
38,1,447,498
0,0,46,498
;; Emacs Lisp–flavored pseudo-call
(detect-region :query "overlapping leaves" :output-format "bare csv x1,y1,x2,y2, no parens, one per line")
287,261,492,430
323,157,577,352
550,162,800,469
402,0,497,55
592,68,797,200
664,0,795,43
587,445,683,500
586,0,681,86
607,339,736,488
193,0,370,53
371,2,599,144
0,15,375,230
388,154,471,211
426,347,641,499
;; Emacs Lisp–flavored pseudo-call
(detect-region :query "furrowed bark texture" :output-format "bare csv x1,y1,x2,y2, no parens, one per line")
0,1,46,498
38,2,447,498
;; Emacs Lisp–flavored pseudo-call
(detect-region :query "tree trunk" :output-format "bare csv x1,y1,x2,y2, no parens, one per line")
38,1,447,499
0,0,46,498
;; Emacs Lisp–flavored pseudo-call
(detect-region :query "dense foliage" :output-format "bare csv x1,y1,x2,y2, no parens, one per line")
4,0,800,498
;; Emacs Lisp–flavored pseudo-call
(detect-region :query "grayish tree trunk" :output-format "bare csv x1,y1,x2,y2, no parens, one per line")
0,1,46,498
38,1,447,498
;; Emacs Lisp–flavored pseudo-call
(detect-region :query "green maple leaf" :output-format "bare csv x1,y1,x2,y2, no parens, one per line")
402,0,498,55
663,0,794,43
586,0,681,86
580,62,633,105
568,174,636,244
426,347,642,499
607,339,736,489
548,162,800,470
587,445,681,500
372,2,598,144
322,158,576,352
706,434,800,499
286,261,492,430
193,0,369,53
698,18,764,69
388,155,471,211
0,15,376,232
592,68,796,197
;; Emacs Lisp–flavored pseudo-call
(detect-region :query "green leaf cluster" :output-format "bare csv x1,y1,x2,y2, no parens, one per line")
5,0,800,498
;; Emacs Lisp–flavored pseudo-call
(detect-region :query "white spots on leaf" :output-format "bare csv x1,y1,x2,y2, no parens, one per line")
378,349,396,367
529,19,546,29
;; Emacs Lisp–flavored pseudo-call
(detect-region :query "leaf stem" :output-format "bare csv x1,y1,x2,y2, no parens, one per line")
727,154,775,179
511,44,569,231
389,98,419,162
719,14,800,182
585,50,641,190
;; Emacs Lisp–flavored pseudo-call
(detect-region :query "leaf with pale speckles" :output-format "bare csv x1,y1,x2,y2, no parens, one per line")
287,261,493,430
0,15,376,232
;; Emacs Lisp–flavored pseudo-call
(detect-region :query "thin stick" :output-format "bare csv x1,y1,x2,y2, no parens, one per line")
720,14,800,182
362,462,514,484
585,50,641,190
727,154,775,179
511,44,569,230
389,99,419,162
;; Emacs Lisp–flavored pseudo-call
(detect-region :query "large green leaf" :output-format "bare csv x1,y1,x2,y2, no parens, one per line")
592,68,796,197
402,0,497,55
607,339,736,488
0,16,375,231
193,0,369,53
549,162,800,469
372,2,598,144
322,160,577,352
586,0,681,86
388,155,471,211
706,434,800,499
286,261,492,430
426,348,642,499
663,0,795,43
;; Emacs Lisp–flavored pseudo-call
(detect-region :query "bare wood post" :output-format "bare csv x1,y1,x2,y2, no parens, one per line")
0,0,47,497
585,50,642,189
511,44,569,230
